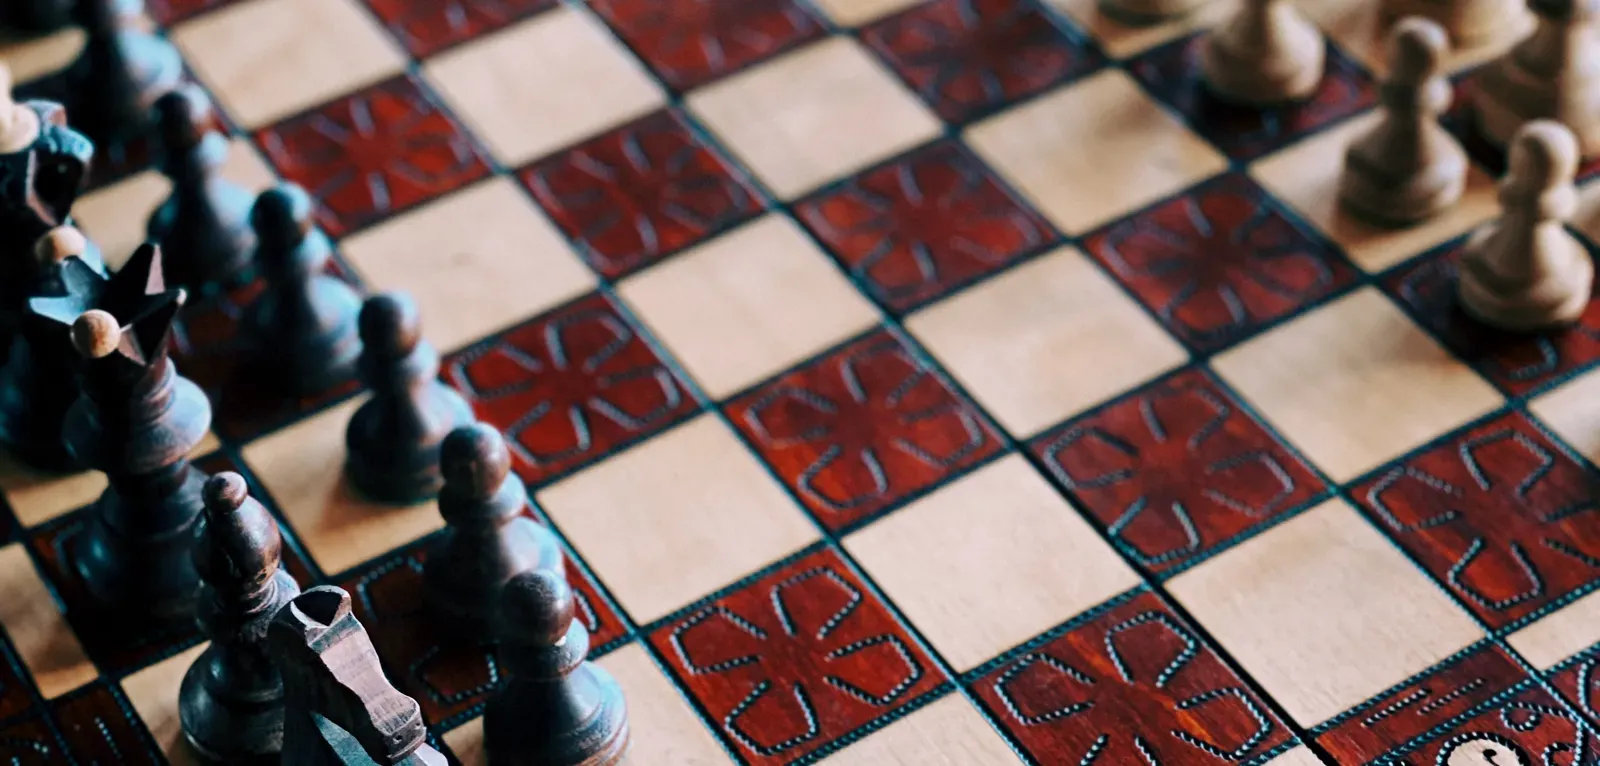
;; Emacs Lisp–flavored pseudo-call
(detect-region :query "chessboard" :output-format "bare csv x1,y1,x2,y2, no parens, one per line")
5,0,1600,763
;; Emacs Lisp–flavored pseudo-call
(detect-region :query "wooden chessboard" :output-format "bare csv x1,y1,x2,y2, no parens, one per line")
4,0,1600,763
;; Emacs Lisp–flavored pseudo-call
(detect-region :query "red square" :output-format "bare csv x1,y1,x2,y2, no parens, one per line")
970,590,1291,764
648,547,946,764
148,0,241,25
588,0,825,91
49,684,158,765
726,330,1003,532
254,75,493,238
1351,411,1600,629
363,0,557,58
1358,685,1598,763
1548,646,1600,727
0,641,33,722
0,716,62,764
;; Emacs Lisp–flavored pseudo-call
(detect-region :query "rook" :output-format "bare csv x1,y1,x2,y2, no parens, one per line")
1200,0,1325,105
148,84,256,292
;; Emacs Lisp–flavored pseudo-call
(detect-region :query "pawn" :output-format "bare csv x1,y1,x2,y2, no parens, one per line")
1098,0,1210,24
1381,0,1525,49
63,0,183,149
1340,17,1468,225
1458,120,1594,330
345,293,474,504
180,473,301,764
484,570,629,766
1474,0,1600,156
148,84,256,292
424,424,564,642
243,183,360,395
1200,0,1326,105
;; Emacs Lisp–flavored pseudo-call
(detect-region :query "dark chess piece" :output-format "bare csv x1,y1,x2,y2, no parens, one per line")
29,243,212,621
148,84,256,292
423,423,563,642
62,0,184,150
0,0,74,34
269,586,448,766
180,472,301,765
345,292,474,505
242,183,361,396
484,570,629,766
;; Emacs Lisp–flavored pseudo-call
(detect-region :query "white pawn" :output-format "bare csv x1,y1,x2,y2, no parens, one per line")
1474,0,1600,156
1381,0,1525,49
1340,17,1468,225
1458,120,1593,330
1200,0,1326,105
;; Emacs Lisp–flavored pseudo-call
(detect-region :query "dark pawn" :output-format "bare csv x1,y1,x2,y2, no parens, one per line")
0,0,73,34
345,293,473,505
148,85,255,292
63,0,183,149
424,424,563,642
180,473,301,765
484,570,630,766
243,183,360,396
270,586,447,766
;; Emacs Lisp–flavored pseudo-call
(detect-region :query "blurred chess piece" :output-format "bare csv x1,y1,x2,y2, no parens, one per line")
147,84,257,292
0,0,73,34
1200,0,1326,105
62,0,184,149
1473,0,1600,157
1381,0,1525,48
1099,0,1210,23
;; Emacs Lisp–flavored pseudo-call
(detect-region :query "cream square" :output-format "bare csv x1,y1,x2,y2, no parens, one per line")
537,415,819,623
1043,0,1241,58
906,246,1187,437
171,0,407,129
617,214,879,399
340,177,596,353
242,398,443,575
808,0,925,26
1531,367,1600,463
1169,499,1483,727
121,643,209,766
846,455,1140,671
687,37,942,200
0,543,95,699
1250,113,1499,273
423,6,666,166
822,695,1020,765
1212,287,1502,482
965,70,1227,235
1507,590,1600,671
0,25,83,84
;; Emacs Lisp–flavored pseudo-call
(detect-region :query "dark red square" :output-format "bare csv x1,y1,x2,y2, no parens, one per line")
1128,35,1375,161
0,640,34,723
1384,245,1600,396
442,292,699,488
0,717,61,764
588,0,825,91
1083,174,1357,352
520,109,765,280
147,0,241,25
1351,411,1600,630
648,547,945,764
971,590,1291,763
861,0,1105,123
726,330,1002,531
1031,368,1325,574
363,0,557,58
49,684,159,765
254,75,493,238
1549,645,1600,727
796,141,1056,312
1315,644,1530,763
1357,685,1598,764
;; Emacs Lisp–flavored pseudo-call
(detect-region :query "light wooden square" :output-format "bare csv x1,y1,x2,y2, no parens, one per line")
906,246,1187,437
821,694,1020,765
1296,0,1529,76
1169,499,1483,727
1042,0,1241,59
1531,367,1600,463
846,454,1140,671
965,69,1227,235
170,0,407,129
537,415,819,624
423,6,666,166
1507,589,1600,671
808,0,925,27
1211,287,1502,483
73,138,277,270
242,398,443,576
1250,113,1499,273
1264,746,1327,766
121,642,208,766
339,177,596,354
0,26,83,84
617,214,879,399
0,543,94,699
0,432,220,529
687,36,942,200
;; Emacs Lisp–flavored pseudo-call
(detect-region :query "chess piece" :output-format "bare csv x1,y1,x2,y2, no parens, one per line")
1474,0,1600,157
148,84,256,292
1200,0,1326,105
0,0,73,33
345,292,474,505
423,423,564,642
1458,120,1594,330
1381,0,1525,48
485,569,629,766
29,244,212,620
242,183,361,395
270,586,448,766
62,0,184,149
179,473,301,765
1340,17,1469,225
1098,0,1210,24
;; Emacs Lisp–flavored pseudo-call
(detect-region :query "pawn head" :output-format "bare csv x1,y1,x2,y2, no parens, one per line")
251,183,315,251
1508,120,1580,191
71,310,122,360
500,569,575,647
152,84,212,151
196,472,282,587
358,292,422,358
1386,17,1447,85
34,226,86,268
441,422,512,499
